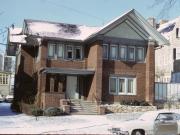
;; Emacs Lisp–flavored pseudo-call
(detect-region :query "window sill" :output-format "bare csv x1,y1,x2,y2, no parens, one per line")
109,93,136,96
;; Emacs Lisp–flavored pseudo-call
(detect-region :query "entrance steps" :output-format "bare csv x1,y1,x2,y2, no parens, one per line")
69,99,99,115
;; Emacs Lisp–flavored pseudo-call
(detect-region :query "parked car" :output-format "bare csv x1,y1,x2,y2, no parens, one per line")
0,95,4,102
109,110,180,135
5,95,13,102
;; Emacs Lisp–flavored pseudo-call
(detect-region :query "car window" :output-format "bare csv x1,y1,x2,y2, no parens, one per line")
156,113,176,121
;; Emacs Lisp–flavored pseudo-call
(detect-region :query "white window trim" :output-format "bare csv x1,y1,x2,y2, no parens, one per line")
126,77,136,95
57,44,64,58
109,77,118,95
128,46,135,61
74,46,82,60
110,44,118,60
66,45,74,59
136,47,144,62
119,45,127,61
109,76,136,96
103,44,109,59
48,43,55,58
118,77,126,95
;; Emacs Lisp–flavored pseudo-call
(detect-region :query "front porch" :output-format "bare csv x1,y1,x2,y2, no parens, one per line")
40,68,97,109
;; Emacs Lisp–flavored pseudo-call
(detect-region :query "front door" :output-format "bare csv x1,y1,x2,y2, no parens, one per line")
66,76,78,99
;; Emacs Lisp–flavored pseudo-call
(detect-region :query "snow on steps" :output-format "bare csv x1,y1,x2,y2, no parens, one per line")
70,99,98,115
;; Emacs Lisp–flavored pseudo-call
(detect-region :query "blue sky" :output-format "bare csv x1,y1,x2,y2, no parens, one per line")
0,0,180,51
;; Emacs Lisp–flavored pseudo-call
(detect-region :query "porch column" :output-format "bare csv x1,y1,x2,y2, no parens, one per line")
50,76,55,93
145,39,155,105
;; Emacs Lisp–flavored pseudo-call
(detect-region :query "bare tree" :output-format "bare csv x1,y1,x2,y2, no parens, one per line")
151,0,179,18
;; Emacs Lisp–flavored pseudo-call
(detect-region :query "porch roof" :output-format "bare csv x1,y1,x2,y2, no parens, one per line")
41,67,95,75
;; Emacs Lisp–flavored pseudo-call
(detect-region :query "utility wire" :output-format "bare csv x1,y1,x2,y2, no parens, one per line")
43,0,105,24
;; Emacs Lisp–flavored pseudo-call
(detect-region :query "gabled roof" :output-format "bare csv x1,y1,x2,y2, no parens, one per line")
11,9,169,46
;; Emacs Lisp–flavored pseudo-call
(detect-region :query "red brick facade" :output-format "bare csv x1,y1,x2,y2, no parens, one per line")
14,38,156,109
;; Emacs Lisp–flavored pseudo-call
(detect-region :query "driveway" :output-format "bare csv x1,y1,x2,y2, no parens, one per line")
0,103,142,134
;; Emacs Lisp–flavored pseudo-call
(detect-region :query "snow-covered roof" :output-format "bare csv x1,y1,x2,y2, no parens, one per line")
25,19,100,41
158,17,180,40
8,28,26,44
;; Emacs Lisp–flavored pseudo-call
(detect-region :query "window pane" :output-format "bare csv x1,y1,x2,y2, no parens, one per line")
110,78,117,94
119,46,126,60
137,48,144,61
75,47,81,59
127,79,134,93
67,46,73,59
128,47,135,60
57,45,63,58
48,44,55,57
110,46,117,59
119,79,125,93
103,45,108,58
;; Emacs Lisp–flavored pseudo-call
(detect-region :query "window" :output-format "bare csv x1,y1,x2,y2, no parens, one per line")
0,74,8,85
74,46,81,59
176,28,179,38
103,44,108,59
110,45,118,60
66,46,73,59
118,78,125,94
128,47,135,61
57,44,64,58
109,77,117,94
119,46,127,60
136,47,144,62
109,76,136,95
48,43,55,57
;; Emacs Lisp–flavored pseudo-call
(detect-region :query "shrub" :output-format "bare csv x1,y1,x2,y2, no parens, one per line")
120,100,150,106
44,107,63,116
31,108,44,116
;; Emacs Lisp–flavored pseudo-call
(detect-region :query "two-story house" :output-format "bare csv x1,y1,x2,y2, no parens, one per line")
7,9,168,113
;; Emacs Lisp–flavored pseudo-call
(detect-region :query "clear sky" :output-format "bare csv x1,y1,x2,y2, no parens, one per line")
0,0,180,52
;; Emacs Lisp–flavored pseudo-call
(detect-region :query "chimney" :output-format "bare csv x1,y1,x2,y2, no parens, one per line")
147,17,156,28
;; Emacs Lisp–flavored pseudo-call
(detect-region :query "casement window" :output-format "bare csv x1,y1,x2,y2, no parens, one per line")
136,47,144,62
74,46,81,59
57,44,64,58
110,45,118,60
128,46,135,61
109,76,136,95
119,46,127,60
66,45,73,59
103,44,108,59
109,77,117,94
48,43,55,57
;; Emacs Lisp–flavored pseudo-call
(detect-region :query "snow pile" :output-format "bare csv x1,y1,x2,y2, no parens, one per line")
26,20,100,41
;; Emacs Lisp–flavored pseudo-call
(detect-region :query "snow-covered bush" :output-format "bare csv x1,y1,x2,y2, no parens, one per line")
44,107,63,116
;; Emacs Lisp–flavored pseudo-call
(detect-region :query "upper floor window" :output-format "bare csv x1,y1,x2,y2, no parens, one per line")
48,43,55,57
74,46,81,59
57,44,64,58
103,44,108,59
48,42,82,60
128,46,135,61
110,45,118,60
66,46,73,59
136,47,144,62
119,46,127,60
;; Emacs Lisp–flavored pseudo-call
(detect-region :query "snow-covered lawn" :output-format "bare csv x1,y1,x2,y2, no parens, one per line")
0,103,142,134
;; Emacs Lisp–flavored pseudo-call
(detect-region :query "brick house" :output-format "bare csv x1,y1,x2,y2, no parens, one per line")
7,9,168,112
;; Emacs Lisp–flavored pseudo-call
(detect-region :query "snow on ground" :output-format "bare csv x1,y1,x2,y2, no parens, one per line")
0,103,142,134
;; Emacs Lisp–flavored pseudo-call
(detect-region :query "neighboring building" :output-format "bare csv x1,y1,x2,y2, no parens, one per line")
0,71,12,96
155,17,180,82
7,9,168,112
